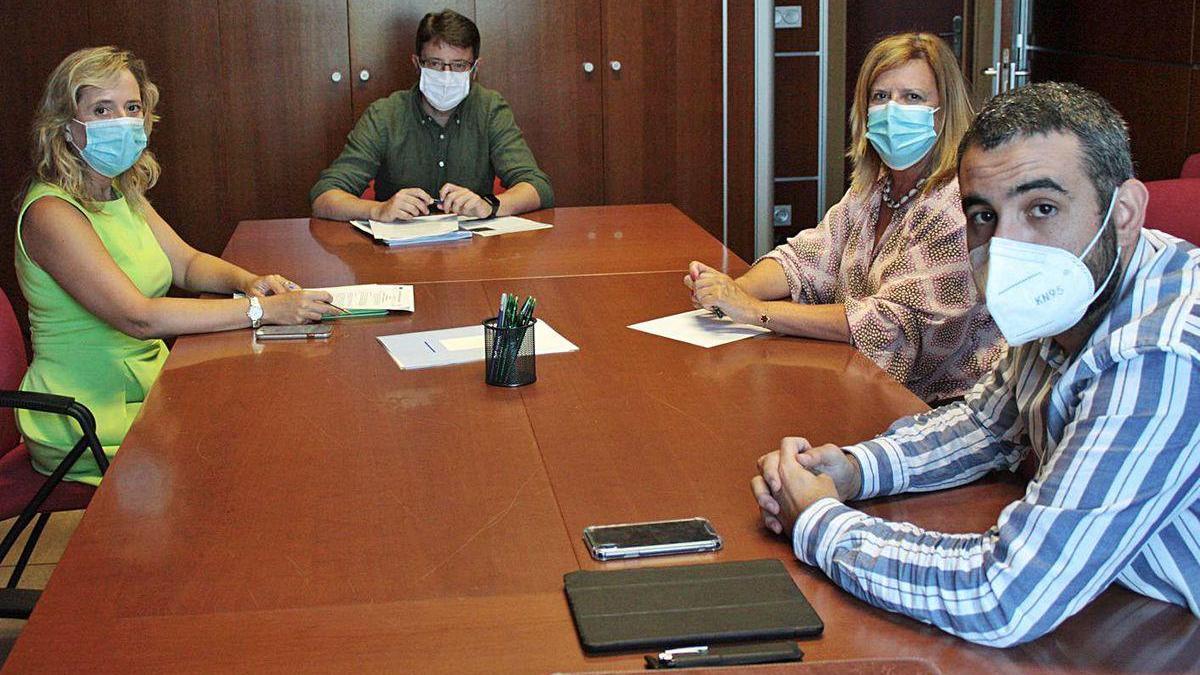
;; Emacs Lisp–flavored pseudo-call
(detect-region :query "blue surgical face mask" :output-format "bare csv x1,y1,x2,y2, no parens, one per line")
69,116,147,178
866,102,939,171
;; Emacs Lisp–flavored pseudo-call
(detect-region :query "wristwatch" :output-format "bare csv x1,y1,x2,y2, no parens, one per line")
246,296,264,329
481,194,501,219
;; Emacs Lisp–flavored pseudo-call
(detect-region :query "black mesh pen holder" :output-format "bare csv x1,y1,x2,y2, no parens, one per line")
483,318,537,387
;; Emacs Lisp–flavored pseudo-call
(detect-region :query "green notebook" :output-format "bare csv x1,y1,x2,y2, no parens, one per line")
563,559,823,653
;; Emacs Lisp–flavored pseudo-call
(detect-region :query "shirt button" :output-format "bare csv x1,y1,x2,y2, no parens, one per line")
438,160,445,167
439,134,445,139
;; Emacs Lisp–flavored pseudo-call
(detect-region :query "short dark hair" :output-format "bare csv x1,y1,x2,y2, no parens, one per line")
957,82,1134,213
415,9,481,60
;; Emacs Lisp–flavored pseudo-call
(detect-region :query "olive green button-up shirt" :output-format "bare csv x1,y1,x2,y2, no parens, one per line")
310,84,553,208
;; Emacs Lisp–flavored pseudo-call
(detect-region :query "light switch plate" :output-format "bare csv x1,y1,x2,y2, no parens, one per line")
773,204,792,226
774,5,802,29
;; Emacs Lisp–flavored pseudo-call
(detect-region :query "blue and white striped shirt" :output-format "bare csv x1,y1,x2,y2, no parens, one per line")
792,229,1200,647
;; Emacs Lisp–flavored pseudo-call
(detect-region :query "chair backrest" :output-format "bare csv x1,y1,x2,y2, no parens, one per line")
0,289,28,453
1181,153,1200,180
1143,178,1200,246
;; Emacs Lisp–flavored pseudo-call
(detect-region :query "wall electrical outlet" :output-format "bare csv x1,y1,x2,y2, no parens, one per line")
773,204,793,226
774,5,802,29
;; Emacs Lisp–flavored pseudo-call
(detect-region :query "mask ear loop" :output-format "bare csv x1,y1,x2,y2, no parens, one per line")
1081,186,1123,303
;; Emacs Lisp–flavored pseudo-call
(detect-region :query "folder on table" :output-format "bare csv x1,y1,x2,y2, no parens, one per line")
563,559,823,653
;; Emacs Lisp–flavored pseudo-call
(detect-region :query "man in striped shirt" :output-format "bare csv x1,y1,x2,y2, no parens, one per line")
751,82,1200,647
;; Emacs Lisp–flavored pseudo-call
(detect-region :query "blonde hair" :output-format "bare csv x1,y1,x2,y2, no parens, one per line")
26,46,161,214
847,33,973,196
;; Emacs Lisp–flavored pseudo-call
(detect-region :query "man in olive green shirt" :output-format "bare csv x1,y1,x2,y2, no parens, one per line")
310,9,552,222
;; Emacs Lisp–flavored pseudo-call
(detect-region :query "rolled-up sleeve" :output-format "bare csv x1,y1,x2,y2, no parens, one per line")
310,100,389,204
487,95,553,208
758,196,853,305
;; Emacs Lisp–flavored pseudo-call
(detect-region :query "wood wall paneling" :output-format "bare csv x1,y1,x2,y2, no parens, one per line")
348,0,476,122
0,2,93,337
774,55,820,178
89,1,229,256
773,179,819,246
726,0,757,263
217,0,353,224
475,0,604,207
1190,69,1200,161
601,1,724,241
1029,50,1192,181
774,0,819,53
1029,0,1195,64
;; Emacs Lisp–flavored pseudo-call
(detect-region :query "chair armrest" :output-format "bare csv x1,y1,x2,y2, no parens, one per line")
0,389,106,474
0,390,77,416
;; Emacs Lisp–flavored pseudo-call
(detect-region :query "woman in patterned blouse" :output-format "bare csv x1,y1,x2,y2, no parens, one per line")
686,33,1004,404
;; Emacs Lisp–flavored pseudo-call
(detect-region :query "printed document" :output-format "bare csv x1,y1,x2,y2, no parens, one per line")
628,309,771,348
309,284,414,312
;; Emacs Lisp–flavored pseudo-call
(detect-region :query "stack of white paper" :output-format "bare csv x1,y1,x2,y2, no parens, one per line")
377,321,578,370
308,284,414,311
350,215,471,246
628,309,772,348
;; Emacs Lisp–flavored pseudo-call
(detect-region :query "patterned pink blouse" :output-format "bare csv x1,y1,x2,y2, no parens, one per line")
761,175,1005,403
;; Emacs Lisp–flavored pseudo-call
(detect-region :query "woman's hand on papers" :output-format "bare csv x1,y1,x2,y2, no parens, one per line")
262,289,339,324
439,183,490,218
241,274,299,297
752,437,858,535
371,188,435,222
688,262,763,325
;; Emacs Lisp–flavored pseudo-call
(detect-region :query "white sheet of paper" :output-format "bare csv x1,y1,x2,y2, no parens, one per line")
377,320,578,370
309,284,414,311
627,309,771,348
440,335,483,351
368,218,460,241
459,216,553,237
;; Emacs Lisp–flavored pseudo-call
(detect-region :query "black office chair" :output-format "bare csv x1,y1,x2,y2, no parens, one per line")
0,289,106,620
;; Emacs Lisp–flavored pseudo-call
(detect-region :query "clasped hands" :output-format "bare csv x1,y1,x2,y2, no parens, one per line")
684,260,763,325
751,437,862,536
371,183,491,221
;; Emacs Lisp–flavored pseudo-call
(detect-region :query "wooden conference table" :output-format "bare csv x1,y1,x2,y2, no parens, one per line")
7,205,1199,673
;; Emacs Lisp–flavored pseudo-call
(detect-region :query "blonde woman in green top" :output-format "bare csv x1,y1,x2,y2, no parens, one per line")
15,47,339,485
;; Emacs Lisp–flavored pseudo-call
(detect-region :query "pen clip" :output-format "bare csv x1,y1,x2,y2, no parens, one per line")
658,646,708,661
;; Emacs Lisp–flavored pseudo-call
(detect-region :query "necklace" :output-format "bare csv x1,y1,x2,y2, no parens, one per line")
882,176,926,210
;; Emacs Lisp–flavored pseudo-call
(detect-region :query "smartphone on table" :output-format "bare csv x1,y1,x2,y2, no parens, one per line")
582,517,722,561
254,324,333,340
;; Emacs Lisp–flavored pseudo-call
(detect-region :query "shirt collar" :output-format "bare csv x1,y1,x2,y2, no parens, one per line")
410,83,473,127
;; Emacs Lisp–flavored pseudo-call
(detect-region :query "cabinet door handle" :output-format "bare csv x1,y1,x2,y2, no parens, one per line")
359,69,371,82
330,71,343,83
609,60,622,72
582,62,595,73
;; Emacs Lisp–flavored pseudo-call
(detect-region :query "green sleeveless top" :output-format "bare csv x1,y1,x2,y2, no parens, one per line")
15,181,172,485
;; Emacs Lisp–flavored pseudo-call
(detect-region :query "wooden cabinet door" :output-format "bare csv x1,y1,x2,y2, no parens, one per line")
475,0,605,206
601,0,724,239
348,0,475,122
217,0,352,223
90,1,230,256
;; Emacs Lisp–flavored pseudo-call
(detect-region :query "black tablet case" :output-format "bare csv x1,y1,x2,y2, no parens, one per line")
563,559,824,653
